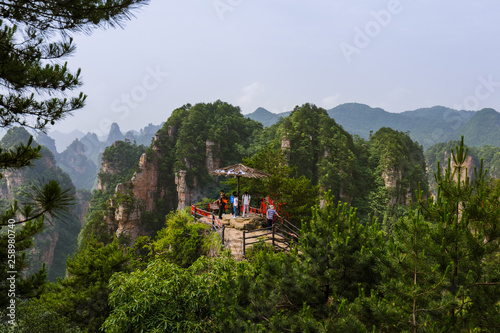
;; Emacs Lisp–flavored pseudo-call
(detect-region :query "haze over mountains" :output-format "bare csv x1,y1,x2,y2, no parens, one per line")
246,103,500,150
35,122,163,190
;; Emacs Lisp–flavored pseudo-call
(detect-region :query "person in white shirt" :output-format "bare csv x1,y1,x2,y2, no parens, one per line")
242,191,251,217
233,194,239,218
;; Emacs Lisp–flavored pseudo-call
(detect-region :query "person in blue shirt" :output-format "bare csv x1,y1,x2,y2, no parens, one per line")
266,205,279,228
230,191,235,214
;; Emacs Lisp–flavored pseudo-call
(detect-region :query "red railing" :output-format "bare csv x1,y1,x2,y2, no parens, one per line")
191,204,225,244
259,197,290,220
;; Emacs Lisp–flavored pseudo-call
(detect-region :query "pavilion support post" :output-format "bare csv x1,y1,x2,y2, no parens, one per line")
243,230,246,256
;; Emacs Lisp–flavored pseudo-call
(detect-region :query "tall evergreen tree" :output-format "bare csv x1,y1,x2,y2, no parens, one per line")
0,0,148,315
419,137,500,330
372,137,500,332
0,0,149,129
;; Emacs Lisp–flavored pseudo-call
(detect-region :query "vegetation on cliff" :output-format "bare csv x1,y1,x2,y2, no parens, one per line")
0,127,82,281
79,140,147,246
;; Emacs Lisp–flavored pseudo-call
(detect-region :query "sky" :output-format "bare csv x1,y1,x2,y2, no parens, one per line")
49,0,500,136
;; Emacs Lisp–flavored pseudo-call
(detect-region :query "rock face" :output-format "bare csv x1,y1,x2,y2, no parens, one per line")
382,167,411,206
0,169,27,197
174,169,207,211
106,138,165,243
58,139,97,190
175,170,188,210
206,140,219,172
130,153,160,212
106,152,160,242
38,228,59,269
445,151,476,181
281,135,291,160
111,183,143,242
0,127,87,281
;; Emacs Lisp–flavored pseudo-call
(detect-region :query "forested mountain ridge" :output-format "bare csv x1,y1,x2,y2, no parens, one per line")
81,101,262,246
246,103,498,149
449,108,500,147
82,101,428,246
246,107,291,127
0,128,89,281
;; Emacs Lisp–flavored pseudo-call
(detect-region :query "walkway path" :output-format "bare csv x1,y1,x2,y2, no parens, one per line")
197,212,291,260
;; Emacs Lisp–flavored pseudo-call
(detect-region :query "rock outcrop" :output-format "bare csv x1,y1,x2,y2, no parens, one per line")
445,151,476,181
382,167,412,206
130,153,160,212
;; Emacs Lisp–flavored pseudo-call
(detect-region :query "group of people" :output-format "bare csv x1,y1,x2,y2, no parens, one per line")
216,190,279,227
217,190,251,218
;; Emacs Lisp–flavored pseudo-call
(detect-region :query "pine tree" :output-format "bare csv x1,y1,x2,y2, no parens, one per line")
373,202,451,332
418,137,500,330
0,0,148,129
300,192,386,307
374,137,500,332
36,238,131,331
0,0,148,315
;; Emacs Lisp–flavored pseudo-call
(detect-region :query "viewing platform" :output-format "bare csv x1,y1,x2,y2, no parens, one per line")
218,213,266,230
191,202,300,260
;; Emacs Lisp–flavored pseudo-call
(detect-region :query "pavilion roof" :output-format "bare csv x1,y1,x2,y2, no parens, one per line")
211,163,271,179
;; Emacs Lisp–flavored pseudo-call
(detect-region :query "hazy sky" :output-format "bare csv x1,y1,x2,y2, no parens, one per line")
51,0,500,135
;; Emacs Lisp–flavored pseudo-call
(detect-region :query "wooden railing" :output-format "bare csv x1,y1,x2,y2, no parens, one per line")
243,216,300,255
191,202,300,256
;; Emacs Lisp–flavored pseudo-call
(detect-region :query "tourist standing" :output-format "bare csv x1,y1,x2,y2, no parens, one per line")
230,191,235,213
233,193,239,218
266,205,279,228
218,190,227,219
242,191,251,217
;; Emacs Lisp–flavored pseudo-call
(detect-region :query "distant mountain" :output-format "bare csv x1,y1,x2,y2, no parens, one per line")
327,104,477,149
246,107,291,127
246,103,495,150
36,122,162,190
36,132,59,157
450,108,500,147
58,139,98,190
327,103,397,138
106,122,125,145
132,122,164,146
48,129,85,152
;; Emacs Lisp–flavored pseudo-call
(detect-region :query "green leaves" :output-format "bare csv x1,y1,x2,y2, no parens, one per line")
0,134,41,176
103,254,244,333
38,237,132,331
22,179,75,220
152,210,211,268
